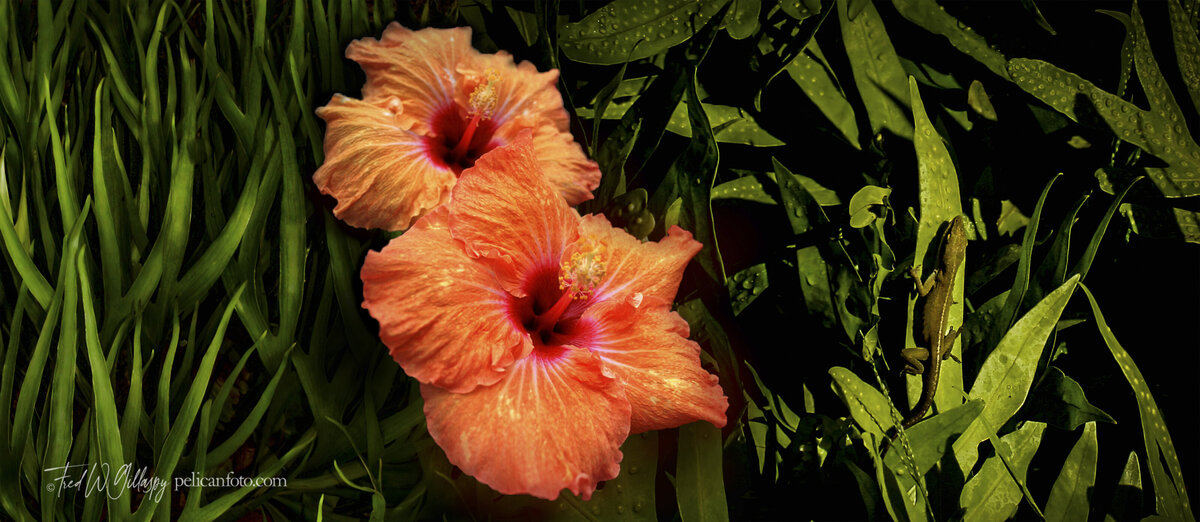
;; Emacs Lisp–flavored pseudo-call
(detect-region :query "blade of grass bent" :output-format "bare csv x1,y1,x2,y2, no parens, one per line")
0,149,52,307
78,246,131,519
139,285,244,522
41,202,88,521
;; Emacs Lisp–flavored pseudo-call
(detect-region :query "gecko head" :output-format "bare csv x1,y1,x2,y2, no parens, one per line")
942,215,968,265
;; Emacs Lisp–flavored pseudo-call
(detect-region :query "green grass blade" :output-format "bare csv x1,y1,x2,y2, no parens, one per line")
77,240,131,519
784,40,860,148
91,80,124,306
890,0,1010,78
10,278,65,458
140,286,243,520
153,311,181,455
0,149,52,307
186,400,215,513
44,77,80,233
120,316,145,463
559,0,730,64
182,430,315,522
208,332,265,438
885,400,983,473
174,155,260,309
0,289,35,522
322,214,373,349
205,345,289,466
41,209,85,521
1167,0,1200,114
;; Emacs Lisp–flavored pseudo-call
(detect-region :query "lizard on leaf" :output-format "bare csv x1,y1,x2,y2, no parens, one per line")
901,215,967,428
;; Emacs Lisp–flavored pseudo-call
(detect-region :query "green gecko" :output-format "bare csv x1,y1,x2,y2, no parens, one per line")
901,215,967,429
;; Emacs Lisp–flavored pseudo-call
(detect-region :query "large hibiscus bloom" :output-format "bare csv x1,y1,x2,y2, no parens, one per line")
360,134,727,500
314,23,601,231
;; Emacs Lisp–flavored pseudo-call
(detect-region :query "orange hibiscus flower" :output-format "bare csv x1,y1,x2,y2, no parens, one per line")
360,134,727,500
314,24,601,231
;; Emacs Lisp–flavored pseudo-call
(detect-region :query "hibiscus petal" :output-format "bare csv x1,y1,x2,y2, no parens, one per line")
529,125,601,207
448,133,579,293
459,52,568,132
346,24,599,207
360,208,529,393
346,23,472,134
458,54,601,206
421,347,630,500
314,94,455,231
571,215,702,305
584,299,728,433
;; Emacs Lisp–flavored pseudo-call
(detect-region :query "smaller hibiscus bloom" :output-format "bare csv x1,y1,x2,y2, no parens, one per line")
360,133,727,500
314,24,601,231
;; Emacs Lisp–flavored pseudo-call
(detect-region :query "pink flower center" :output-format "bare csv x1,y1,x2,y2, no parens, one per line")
424,72,501,174
509,242,605,353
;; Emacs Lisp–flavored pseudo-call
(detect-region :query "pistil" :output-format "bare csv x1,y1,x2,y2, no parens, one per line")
450,70,500,162
535,290,576,332
535,240,608,333
449,113,482,161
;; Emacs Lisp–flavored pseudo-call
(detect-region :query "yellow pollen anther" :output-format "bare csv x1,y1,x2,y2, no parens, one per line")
558,241,607,299
469,70,501,118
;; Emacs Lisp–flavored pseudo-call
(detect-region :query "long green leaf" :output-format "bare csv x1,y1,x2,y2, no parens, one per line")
205,345,290,466
989,173,1060,349
908,75,965,413
829,367,894,439
42,202,87,521
559,0,732,64
890,0,1010,79
785,40,860,148
1072,176,1141,280
1079,283,1193,520
676,422,728,522
1044,422,1099,522
959,421,1047,522
139,286,244,521
674,61,724,283
77,244,131,519
954,274,1079,473
1105,452,1144,521
1167,0,1200,114
0,149,51,307
842,0,912,139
